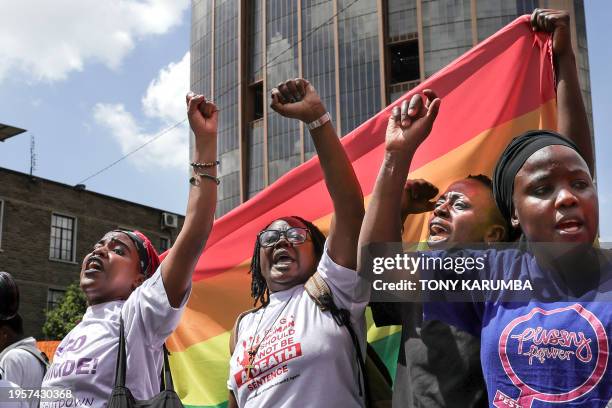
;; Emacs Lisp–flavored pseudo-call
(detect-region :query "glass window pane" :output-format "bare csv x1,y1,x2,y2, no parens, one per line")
50,214,75,261
338,0,381,135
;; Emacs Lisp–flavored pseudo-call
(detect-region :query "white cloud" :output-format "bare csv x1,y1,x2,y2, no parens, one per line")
93,52,190,171
142,52,190,123
0,0,189,83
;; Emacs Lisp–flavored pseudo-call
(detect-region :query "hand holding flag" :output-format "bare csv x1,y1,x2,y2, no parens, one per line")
531,8,572,57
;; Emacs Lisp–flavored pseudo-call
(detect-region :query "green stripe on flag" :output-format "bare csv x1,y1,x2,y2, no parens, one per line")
370,330,401,383
183,403,228,408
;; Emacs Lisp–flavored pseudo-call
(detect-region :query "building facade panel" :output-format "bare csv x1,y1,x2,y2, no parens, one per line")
214,0,241,216
337,0,381,135
301,0,337,159
476,0,522,42
190,0,213,96
247,119,265,197
249,0,265,84
422,0,472,78
388,0,418,42
266,0,301,183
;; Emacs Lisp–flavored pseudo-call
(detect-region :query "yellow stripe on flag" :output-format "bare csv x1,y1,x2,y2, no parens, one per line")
170,331,233,406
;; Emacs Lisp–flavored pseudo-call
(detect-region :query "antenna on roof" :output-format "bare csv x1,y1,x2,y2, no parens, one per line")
29,133,36,176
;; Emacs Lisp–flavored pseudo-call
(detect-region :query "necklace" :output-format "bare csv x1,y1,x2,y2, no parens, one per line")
244,292,294,379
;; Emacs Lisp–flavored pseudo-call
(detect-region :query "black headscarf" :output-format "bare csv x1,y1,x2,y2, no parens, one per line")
492,130,582,238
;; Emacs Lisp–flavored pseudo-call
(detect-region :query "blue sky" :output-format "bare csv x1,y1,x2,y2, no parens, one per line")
0,1,191,215
0,1,610,239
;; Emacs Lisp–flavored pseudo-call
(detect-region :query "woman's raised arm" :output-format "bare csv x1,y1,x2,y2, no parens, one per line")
161,93,218,307
270,78,364,269
358,91,440,256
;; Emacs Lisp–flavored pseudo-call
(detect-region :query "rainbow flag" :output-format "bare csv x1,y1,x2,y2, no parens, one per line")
167,15,557,408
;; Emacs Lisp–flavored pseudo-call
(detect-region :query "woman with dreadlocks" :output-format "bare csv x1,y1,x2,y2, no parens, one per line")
227,78,367,408
41,92,218,408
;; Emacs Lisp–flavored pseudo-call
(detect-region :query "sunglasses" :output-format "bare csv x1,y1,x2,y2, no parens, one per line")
258,227,310,248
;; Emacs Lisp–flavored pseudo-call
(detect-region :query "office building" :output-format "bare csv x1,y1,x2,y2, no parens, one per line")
190,0,592,216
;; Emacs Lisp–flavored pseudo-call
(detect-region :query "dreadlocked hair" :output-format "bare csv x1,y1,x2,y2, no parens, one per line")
249,216,326,307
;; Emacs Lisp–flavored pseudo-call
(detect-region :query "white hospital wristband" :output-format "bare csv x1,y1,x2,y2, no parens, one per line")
307,112,331,130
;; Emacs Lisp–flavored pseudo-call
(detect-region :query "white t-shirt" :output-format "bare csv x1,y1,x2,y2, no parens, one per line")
41,267,190,408
0,337,46,408
228,245,370,408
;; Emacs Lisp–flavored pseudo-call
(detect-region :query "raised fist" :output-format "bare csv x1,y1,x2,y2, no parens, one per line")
186,92,218,139
386,89,440,154
270,78,327,124
401,179,439,221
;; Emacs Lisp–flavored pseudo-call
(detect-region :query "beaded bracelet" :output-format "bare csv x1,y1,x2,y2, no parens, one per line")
190,160,220,169
189,172,220,186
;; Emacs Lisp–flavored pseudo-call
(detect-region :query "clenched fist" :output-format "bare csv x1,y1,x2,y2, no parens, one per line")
270,78,327,124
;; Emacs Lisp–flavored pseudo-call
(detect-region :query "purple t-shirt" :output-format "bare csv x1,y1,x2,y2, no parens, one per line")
424,249,612,407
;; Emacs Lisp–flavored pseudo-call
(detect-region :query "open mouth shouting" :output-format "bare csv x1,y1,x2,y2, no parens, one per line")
84,255,105,274
555,217,584,236
428,219,451,243
272,249,295,270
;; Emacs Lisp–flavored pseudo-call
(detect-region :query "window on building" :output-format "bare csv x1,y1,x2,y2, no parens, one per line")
0,199,4,249
47,288,66,311
248,0,264,83
247,118,264,199
389,40,420,84
516,0,538,16
248,81,264,122
49,214,76,262
387,40,421,103
244,80,264,200
160,237,170,253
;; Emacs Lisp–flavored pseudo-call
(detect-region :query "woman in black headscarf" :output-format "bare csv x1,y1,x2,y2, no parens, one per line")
361,86,611,407
492,129,597,243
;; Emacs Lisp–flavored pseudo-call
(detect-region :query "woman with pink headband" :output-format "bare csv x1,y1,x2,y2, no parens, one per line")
41,92,219,408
